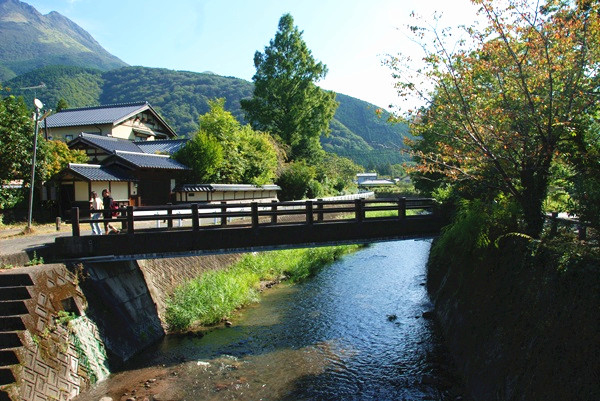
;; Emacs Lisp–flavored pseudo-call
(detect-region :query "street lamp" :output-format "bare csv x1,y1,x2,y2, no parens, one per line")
26,99,51,231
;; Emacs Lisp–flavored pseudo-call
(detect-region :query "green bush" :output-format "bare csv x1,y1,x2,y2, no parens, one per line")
165,246,357,331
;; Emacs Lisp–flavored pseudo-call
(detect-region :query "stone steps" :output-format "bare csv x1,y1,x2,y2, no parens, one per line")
0,273,33,395
0,287,30,301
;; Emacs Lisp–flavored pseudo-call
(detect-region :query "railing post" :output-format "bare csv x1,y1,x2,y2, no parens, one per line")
398,197,407,219
306,200,314,225
355,199,364,223
55,216,61,231
192,203,199,231
71,207,80,237
221,201,227,226
251,202,259,228
127,206,134,234
120,206,126,231
271,200,278,224
167,203,173,229
317,198,324,222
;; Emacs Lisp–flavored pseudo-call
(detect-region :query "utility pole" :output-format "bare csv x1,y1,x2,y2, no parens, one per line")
26,99,52,231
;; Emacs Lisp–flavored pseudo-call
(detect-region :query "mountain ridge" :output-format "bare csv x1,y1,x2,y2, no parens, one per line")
0,0,127,80
0,0,408,168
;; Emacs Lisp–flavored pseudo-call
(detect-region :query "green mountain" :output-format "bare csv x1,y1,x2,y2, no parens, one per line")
0,0,127,81
0,0,408,168
4,65,409,168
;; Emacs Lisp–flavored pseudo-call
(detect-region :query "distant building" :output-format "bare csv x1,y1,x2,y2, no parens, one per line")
46,102,189,214
43,101,176,142
356,173,396,187
173,184,281,204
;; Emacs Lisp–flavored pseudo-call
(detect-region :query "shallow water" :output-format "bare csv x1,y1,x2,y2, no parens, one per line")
76,240,465,401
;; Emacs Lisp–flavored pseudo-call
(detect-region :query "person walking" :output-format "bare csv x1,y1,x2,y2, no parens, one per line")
102,189,119,234
89,191,103,235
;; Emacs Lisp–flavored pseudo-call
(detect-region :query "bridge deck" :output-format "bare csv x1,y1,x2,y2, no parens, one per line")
53,198,442,262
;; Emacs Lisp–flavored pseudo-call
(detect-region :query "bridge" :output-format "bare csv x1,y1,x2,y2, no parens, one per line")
53,198,442,262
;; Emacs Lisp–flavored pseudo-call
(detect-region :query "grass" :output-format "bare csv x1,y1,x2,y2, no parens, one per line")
165,245,359,331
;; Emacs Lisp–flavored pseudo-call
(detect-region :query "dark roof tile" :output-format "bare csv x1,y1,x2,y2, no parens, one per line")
112,151,189,170
135,139,189,155
45,102,148,128
70,133,144,153
65,164,134,181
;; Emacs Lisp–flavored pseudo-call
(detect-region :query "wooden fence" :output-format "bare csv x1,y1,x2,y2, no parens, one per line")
69,198,436,237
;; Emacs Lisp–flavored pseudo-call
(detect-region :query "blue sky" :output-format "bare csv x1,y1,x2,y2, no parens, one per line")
25,0,479,110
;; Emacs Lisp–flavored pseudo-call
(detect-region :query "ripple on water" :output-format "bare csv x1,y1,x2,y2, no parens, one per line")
75,240,468,401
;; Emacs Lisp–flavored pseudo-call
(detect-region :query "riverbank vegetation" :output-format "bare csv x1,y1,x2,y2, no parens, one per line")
389,0,599,238
427,199,600,400
387,1,600,398
165,245,358,331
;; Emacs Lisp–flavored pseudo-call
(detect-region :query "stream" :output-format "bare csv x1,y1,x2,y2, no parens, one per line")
75,239,466,401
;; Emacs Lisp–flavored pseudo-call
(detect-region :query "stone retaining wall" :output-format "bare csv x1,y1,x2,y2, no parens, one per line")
0,252,243,400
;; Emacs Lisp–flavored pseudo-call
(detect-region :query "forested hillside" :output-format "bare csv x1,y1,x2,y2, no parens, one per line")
3,65,409,168
0,0,127,80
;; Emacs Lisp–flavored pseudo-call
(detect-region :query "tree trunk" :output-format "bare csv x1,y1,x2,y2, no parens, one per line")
520,162,550,238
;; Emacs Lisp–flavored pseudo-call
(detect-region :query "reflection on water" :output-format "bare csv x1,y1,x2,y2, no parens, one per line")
75,240,466,401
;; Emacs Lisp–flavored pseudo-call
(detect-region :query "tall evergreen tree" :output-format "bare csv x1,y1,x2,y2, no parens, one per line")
241,14,338,161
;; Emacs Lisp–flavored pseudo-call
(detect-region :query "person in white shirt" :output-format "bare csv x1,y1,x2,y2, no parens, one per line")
89,191,103,235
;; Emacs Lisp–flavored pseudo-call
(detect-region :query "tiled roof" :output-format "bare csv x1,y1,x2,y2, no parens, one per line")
135,139,188,155
45,102,149,128
65,164,134,182
174,184,281,192
112,151,190,170
70,133,144,153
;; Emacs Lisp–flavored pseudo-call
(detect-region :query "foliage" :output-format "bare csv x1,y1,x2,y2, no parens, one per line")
241,14,338,161
55,98,69,112
43,140,87,180
2,65,104,109
0,94,49,209
567,112,600,233
55,310,77,326
165,245,357,331
430,197,520,265
5,65,409,167
276,161,316,201
25,251,44,266
389,0,600,236
183,98,280,185
174,131,223,183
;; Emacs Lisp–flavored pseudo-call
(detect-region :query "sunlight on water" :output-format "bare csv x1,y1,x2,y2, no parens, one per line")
75,240,466,401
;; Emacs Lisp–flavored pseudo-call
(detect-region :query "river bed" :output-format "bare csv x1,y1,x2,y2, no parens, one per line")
75,240,466,401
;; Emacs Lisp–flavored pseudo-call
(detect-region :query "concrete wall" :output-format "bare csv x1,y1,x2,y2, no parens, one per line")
0,264,109,401
0,252,244,401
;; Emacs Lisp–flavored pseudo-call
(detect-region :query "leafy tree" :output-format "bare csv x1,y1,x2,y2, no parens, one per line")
55,98,69,112
237,126,279,185
0,94,48,208
389,0,600,236
174,131,223,183
43,140,87,180
276,161,316,201
241,14,338,161
176,98,279,185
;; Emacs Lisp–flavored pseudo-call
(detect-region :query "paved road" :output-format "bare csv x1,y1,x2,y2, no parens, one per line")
0,230,71,256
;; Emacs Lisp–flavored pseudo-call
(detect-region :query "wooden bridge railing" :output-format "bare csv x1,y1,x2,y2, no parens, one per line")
69,197,437,237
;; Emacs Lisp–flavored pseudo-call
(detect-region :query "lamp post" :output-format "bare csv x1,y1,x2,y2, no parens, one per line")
26,99,44,231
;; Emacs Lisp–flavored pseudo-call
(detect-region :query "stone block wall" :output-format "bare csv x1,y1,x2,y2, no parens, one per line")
0,264,109,401
137,253,243,327
0,253,245,400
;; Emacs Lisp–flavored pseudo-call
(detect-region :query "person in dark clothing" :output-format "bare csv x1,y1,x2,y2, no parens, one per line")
102,189,119,234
